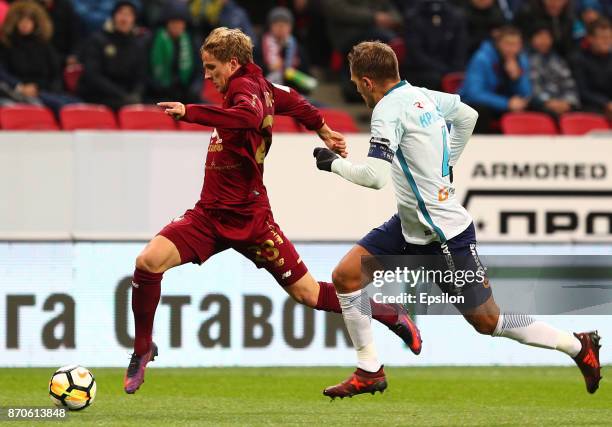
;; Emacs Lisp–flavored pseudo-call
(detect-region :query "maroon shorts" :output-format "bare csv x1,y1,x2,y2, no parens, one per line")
158,205,308,286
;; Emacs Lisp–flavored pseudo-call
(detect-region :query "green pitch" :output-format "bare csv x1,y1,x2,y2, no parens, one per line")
1,367,610,426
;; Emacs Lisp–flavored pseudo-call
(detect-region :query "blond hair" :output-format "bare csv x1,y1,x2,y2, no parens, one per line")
201,27,253,65
1,0,53,46
348,41,400,82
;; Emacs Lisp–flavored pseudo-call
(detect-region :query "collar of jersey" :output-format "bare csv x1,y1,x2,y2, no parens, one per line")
227,63,263,86
384,80,407,96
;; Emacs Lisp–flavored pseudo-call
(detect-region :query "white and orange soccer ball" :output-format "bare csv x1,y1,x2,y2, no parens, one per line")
48,365,97,410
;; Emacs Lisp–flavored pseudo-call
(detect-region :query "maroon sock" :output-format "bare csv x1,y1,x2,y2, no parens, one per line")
315,281,342,313
132,268,162,355
315,281,399,326
370,300,399,327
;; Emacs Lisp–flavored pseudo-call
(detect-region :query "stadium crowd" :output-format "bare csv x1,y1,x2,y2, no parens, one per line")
0,0,609,132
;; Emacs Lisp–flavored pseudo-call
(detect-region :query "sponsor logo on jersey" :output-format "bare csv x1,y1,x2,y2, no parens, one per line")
281,270,292,280
438,186,449,201
263,91,274,108
208,129,224,152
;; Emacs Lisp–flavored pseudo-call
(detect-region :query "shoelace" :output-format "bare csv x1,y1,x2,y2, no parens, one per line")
126,353,142,377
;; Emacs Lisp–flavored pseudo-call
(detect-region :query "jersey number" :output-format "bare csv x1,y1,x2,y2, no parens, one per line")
441,125,450,177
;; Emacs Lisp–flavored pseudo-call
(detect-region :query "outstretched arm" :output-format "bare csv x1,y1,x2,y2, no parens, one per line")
158,90,263,130
314,146,391,189
313,100,401,189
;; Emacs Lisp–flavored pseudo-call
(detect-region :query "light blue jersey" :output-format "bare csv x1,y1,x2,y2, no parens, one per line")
370,81,473,244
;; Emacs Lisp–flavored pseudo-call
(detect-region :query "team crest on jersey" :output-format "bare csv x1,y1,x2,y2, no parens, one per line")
208,128,223,152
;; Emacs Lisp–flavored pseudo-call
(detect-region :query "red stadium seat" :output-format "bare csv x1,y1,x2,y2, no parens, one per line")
119,104,177,130
178,120,213,131
441,72,465,94
273,115,301,132
500,112,558,135
0,104,59,130
320,108,360,133
60,104,117,130
202,80,224,105
559,113,610,135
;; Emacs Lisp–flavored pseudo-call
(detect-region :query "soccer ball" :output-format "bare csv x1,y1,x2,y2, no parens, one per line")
48,365,96,411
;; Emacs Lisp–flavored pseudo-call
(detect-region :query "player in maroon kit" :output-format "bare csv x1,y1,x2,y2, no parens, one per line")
123,27,422,394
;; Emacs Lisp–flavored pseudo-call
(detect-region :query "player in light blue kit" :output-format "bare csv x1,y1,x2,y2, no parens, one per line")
313,41,601,399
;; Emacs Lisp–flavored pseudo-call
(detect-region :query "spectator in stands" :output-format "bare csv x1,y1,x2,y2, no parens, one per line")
36,0,81,66
403,0,467,90
261,7,311,91
514,0,576,56
140,0,170,28
528,22,580,118
574,0,605,42
322,0,402,101
189,0,256,45
287,0,331,68
460,26,531,133
572,18,612,118
456,0,507,55
148,1,201,104
72,0,141,36
0,0,79,110
233,0,275,29
77,1,148,109
322,0,401,53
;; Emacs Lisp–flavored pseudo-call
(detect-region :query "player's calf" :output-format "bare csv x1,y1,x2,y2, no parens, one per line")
464,313,499,335
284,274,320,308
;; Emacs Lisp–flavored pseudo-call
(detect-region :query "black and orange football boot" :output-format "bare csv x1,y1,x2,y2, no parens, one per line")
388,304,422,355
572,331,602,394
323,366,387,400
124,342,158,394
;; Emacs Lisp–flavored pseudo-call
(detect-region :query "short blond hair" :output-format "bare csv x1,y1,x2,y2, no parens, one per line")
348,41,400,82
201,27,253,65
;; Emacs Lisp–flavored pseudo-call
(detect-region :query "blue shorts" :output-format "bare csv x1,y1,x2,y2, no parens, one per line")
357,214,492,311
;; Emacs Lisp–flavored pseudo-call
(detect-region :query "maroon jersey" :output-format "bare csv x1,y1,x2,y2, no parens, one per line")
182,63,324,211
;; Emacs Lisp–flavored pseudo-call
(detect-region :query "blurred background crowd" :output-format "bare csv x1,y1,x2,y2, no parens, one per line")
0,0,609,133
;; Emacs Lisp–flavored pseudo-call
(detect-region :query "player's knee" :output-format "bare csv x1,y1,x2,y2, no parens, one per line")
331,266,352,293
467,315,498,336
135,252,166,274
